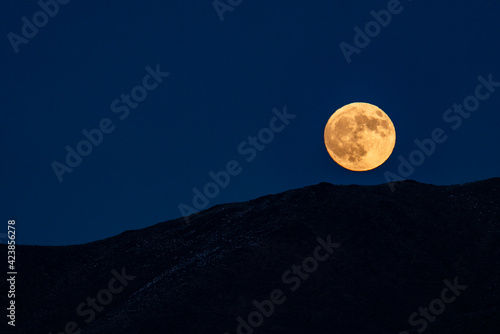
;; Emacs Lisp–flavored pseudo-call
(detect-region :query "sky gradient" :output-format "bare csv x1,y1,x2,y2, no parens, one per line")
1,0,499,245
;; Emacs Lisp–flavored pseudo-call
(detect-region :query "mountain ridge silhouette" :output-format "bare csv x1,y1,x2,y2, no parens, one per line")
3,178,499,333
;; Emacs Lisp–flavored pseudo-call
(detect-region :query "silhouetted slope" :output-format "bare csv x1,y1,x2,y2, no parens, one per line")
2,178,500,333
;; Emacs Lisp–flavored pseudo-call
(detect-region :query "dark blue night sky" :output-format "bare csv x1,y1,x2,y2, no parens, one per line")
1,0,499,245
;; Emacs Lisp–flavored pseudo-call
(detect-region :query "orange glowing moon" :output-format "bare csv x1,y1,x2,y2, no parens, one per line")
324,102,396,171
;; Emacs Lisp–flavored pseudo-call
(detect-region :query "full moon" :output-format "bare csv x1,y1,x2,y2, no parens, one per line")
324,102,396,171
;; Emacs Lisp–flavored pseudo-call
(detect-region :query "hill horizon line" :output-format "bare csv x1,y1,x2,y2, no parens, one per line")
15,176,500,247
